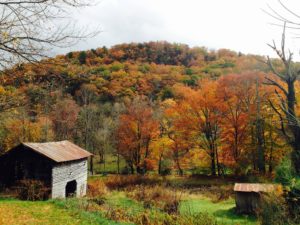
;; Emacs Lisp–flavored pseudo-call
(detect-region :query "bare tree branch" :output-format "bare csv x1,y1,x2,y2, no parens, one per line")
0,0,99,70
264,17,300,173
263,76,288,96
268,99,291,143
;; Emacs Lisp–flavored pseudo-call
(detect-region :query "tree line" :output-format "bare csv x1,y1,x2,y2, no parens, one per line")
0,40,298,176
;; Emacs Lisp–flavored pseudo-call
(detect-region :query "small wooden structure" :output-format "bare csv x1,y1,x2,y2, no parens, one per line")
234,183,281,214
0,140,92,198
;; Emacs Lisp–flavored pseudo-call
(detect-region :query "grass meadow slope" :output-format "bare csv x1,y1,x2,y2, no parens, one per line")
0,175,257,225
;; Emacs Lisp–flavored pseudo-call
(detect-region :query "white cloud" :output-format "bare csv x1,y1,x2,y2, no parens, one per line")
58,0,300,60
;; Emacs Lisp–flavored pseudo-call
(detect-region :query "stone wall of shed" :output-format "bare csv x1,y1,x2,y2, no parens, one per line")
51,159,88,198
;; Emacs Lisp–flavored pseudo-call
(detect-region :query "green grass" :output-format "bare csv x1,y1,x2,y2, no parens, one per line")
95,189,257,225
0,197,127,225
52,198,130,225
0,198,81,225
180,198,257,225
0,195,257,225
105,191,144,213
92,154,127,174
0,174,259,225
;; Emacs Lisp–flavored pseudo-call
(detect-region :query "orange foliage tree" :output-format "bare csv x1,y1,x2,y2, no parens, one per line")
164,100,195,175
51,98,80,141
117,97,159,174
216,74,254,168
168,81,222,176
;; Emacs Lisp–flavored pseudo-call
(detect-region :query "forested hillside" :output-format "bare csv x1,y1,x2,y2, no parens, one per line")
0,41,295,176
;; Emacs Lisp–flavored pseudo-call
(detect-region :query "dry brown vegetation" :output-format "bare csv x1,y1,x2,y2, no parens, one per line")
126,185,182,214
103,175,163,190
16,180,50,201
87,179,108,198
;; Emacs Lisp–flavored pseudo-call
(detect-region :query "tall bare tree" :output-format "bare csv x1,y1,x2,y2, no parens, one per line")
0,0,98,69
264,24,300,174
263,0,300,174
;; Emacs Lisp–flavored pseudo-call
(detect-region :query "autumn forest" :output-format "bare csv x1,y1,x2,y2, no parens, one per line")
0,41,295,177
3,0,300,224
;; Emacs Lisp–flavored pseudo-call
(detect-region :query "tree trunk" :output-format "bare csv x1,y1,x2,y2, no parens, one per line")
292,136,300,174
98,151,103,163
174,148,183,176
269,146,273,174
266,27,300,175
215,145,221,176
256,79,265,174
103,149,106,174
257,118,265,174
142,138,151,175
130,163,134,174
158,152,163,175
250,125,257,171
117,153,120,174
177,159,183,176
268,124,274,174
211,152,216,176
89,156,94,175
287,81,300,174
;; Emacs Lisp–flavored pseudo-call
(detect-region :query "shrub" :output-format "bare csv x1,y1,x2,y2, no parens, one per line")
159,159,172,176
211,187,232,203
138,64,150,73
127,185,182,214
257,193,289,225
161,88,174,100
105,207,131,223
163,198,180,214
66,52,73,59
183,78,197,87
78,51,87,64
16,180,50,201
120,166,131,175
285,183,300,223
110,62,124,72
104,175,161,190
185,68,194,75
104,206,217,225
275,157,295,186
87,179,108,205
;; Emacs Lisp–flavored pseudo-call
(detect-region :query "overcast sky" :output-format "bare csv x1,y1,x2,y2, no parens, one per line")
61,0,300,59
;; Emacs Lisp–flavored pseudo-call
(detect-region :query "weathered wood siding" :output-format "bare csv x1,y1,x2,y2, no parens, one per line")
51,159,88,198
0,146,53,187
235,192,260,214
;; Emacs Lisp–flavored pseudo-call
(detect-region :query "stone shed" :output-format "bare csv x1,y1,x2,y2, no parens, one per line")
234,183,282,214
0,140,92,198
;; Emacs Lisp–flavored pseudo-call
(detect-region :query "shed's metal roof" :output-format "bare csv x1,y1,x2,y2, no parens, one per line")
234,183,280,193
22,140,92,163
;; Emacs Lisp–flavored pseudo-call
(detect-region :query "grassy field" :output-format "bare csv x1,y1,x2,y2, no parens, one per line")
0,195,256,225
180,198,256,225
104,191,256,225
0,197,128,225
0,198,88,225
0,175,258,225
92,154,127,174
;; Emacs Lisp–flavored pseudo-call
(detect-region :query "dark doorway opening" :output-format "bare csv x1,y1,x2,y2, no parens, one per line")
65,180,77,197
